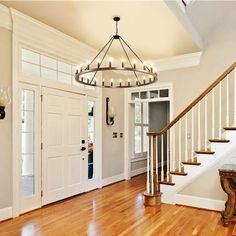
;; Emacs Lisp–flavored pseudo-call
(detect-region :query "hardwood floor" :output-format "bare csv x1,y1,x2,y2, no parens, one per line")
0,174,236,236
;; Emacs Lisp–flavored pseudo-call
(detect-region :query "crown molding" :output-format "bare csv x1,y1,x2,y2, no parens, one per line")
153,51,202,71
0,4,12,30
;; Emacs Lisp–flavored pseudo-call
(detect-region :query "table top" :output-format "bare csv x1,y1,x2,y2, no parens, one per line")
219,164,236,173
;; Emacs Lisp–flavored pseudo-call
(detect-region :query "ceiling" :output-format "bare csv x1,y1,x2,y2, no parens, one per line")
1,1,200,60
186,0,236,39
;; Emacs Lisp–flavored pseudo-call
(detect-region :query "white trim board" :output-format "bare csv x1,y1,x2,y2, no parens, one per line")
153,52,202,71
131,167,147,177
175,194,225,211
102,173,125,187
0,4,12,30
0,207,12,222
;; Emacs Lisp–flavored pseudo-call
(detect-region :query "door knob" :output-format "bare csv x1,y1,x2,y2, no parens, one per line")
80,146,86,151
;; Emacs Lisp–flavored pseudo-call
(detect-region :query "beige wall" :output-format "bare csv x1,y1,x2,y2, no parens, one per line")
158,10,236,200
0,27,12,208
102,88,125,179
159,10,236,117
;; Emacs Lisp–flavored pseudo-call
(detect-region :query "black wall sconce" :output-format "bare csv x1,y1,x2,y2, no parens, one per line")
0,87,11,120
106,97,116,126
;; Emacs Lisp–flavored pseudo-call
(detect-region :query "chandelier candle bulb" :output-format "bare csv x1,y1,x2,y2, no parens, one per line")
97,62,100,68
119,80,122,87
128,79,130,87
102,79,105,86
121,60,124,68
111,80,113,87
109,61,112,67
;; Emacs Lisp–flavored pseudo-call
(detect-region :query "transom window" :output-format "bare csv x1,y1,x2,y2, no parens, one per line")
21,48,94,90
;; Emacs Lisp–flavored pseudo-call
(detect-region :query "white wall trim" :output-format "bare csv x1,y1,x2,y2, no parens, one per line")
0,4,12,30
175,194,225,211
102,173,125,187
0,207,12,222
131,167,147,177
154,52,202,71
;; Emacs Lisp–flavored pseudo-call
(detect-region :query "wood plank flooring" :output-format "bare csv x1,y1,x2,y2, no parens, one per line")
0,174,236,236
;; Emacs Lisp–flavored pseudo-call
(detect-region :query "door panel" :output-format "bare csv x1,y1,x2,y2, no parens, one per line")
42,87,86,205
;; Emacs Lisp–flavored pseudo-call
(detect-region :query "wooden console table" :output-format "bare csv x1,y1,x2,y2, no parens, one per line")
219,164,236,226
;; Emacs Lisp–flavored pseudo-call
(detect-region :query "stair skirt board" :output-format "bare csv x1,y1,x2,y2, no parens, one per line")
175,194,225,211
160,135,236,206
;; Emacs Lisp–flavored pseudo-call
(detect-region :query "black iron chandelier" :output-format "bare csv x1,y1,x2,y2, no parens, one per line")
75,17,158,88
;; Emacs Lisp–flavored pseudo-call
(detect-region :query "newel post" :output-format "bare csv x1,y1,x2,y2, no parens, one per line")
144,133,162,206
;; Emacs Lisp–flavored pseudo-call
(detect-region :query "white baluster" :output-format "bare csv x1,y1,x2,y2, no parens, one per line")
185,114,188,162
212,89,215,138
167,131,170,182
147,136,150,194
173,126,176,172
156,136,158,181
179,119,181,171
198,101,201,150
205,95,208,150
226,75,229,127
161,135,164,181
191,108,194,162
234,68,236,125
219,82,222,139
150,136,154,194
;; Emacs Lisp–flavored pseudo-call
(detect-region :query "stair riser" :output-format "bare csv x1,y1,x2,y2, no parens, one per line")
225,130,236,140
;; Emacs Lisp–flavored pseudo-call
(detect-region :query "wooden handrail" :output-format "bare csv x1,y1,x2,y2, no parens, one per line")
147,62,236,136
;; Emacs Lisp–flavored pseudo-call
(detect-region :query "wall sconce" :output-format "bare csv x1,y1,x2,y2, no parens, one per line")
0,87,11,119
106,97,116,126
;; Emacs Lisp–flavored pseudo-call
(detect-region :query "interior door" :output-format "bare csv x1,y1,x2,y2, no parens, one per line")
42,87,87,205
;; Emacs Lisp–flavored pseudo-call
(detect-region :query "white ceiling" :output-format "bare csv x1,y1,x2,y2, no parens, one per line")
186,0,236,39
1,1,200,60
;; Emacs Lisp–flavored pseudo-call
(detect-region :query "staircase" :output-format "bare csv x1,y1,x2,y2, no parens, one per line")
144,62,236,207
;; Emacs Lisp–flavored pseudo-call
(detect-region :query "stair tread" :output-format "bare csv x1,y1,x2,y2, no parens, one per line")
209,139,230,143
224,127,236,130
170,171,188,176
182,161,201,166
159,181,175,186
195,150,215,154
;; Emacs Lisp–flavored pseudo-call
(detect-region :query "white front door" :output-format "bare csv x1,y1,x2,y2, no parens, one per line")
42,87,87,205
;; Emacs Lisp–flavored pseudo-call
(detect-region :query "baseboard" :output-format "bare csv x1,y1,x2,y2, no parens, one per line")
0,207,12,222
131,167,147,177
175,194,225,211
102,173,125,187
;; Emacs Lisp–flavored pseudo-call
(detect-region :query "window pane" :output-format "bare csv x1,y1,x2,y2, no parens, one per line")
143,102,148,124
143,126,149,153
22,90,34,111
21,111,34,133
141,91,149,99
58,72,72,85
135,126,142,154
41,67,57,81
58,61,72,74
150,90,159,98
22,62,40,77
160,89,169,97
131,92,139,100
41,55,57,70
135,103,141,123
21,89,35,198
22,49,40,65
